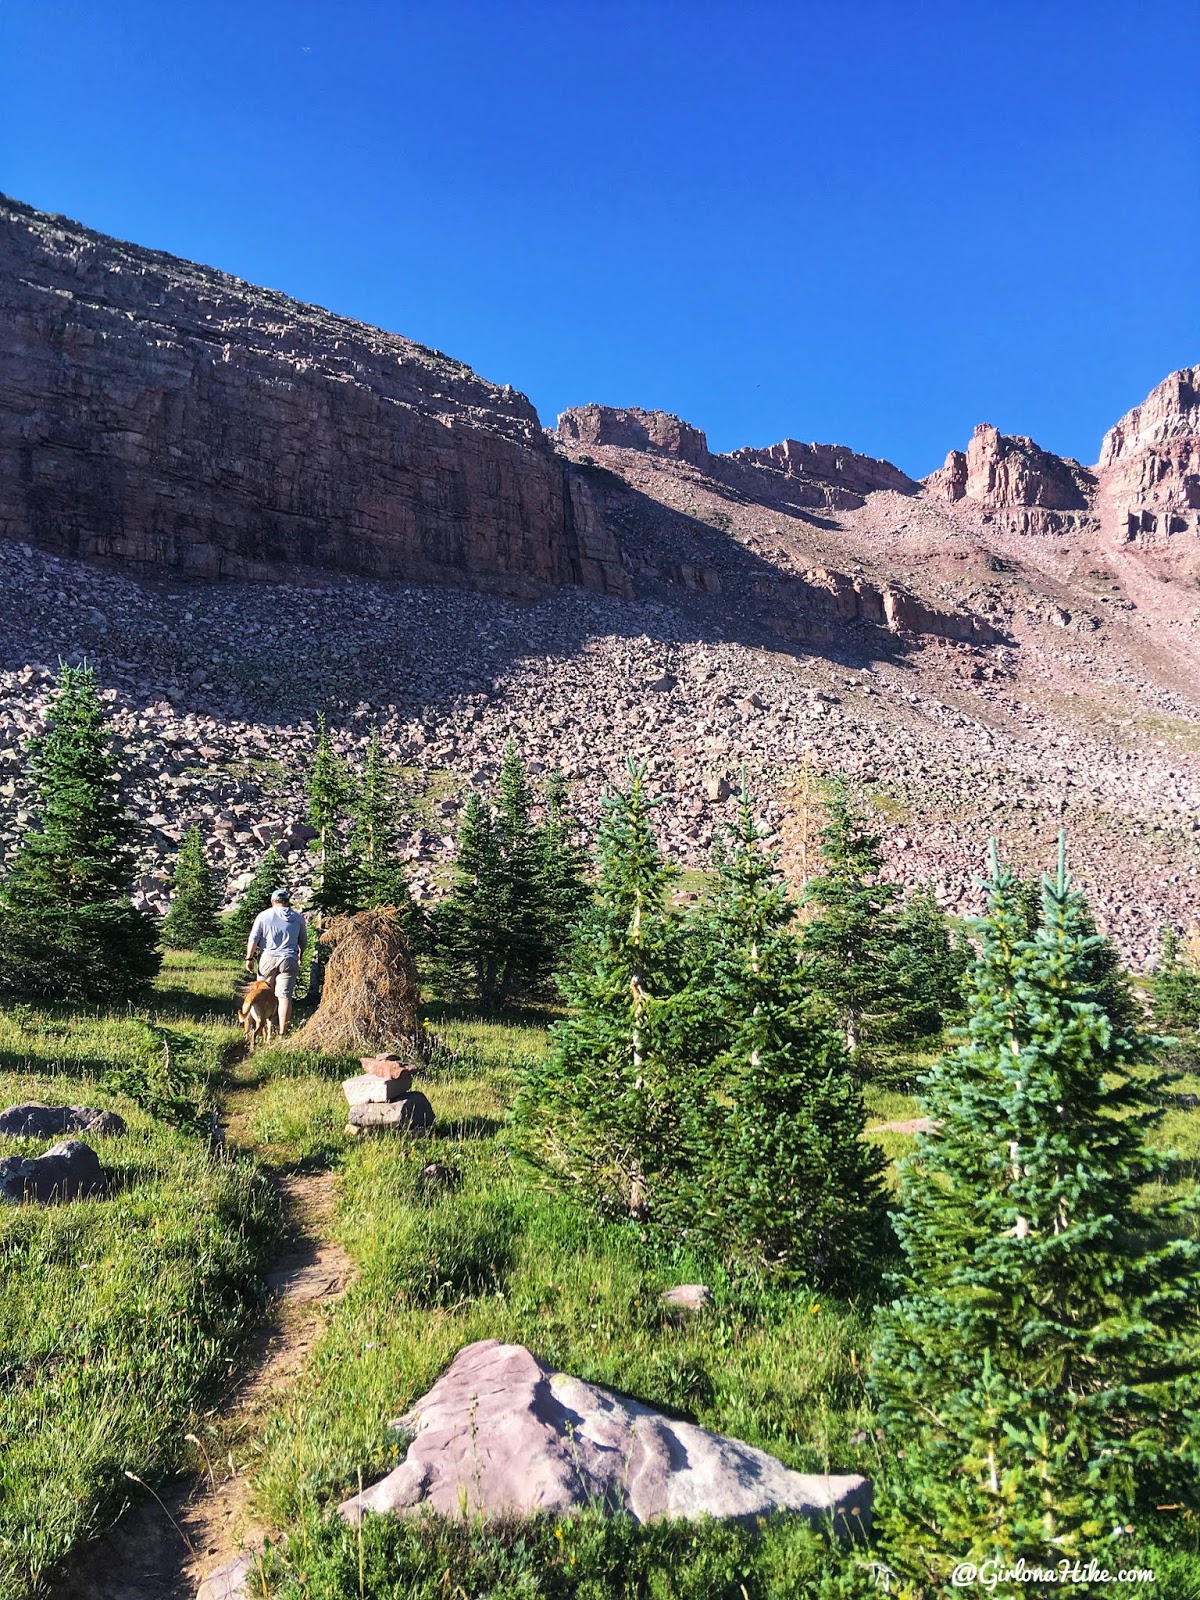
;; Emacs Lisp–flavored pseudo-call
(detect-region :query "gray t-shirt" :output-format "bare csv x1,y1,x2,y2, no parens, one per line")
248,906,308,967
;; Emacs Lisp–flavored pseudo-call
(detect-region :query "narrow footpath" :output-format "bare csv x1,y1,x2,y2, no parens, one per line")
54,1084,351,1600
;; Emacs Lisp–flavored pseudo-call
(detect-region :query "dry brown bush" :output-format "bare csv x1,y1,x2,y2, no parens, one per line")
290,906,421,1055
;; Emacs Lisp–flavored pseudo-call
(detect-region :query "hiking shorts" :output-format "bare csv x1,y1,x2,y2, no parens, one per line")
259,959,299,999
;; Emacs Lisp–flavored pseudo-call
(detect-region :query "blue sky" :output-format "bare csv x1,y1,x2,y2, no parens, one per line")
3,1,1197,476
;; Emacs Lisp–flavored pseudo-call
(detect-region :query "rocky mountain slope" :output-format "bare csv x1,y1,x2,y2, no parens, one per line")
1,195,1198,964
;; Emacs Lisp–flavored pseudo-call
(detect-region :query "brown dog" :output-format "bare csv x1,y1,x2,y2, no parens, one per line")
238,978,279,1050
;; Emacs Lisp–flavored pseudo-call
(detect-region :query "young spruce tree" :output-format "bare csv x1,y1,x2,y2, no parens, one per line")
513,763,694,1218
534,769,591,938
435,746,586,1005
433,790,506,1004
799,780,907,1060
871,840,1200,1581
685,786,889,1285
889,884,972,1041
211,843,288,958
1154,922,1200,1030
161,825,221,950
306,714,355,914
0,661,160,1001
349,729,423,947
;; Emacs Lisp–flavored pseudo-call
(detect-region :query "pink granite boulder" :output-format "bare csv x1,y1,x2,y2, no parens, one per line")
338,1340,870,1533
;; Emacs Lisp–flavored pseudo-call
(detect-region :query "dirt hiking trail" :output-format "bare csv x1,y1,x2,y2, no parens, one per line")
53,1170,351,1600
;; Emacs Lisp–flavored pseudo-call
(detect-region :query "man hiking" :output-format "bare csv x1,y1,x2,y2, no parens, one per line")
246,888,308,1037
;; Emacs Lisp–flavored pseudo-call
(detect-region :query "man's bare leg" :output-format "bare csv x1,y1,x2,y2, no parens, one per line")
278,994,293,1036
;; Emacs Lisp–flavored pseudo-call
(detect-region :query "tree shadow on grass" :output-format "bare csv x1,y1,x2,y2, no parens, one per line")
438,1113,505,1142
422,999,562,1030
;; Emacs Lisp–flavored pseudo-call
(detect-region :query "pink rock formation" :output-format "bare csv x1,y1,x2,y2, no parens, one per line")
926,373,1200,547
728,438,916,497
556,405,712,467
0,196,629,596
1097,367,1200,541
558,406,915,507
338,1339,871,1532
927,424,1094,511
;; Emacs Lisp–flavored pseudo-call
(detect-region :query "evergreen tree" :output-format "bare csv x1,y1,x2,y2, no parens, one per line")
432,791,506,1004
799,780,907,1060
491,739,549,1000
349,729,424,947
535,770,591,933
161,825,221,950
889,884,973,1041
306,714,355,913
0,661,159,1002
209,843,288,958
685,787,889,1285
512,763,694,1218
434,746,586,1006
1153,922,1200,1030
871,840,1200,1582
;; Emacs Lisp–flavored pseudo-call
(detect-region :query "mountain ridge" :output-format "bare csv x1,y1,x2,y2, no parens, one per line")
3,193,1200,964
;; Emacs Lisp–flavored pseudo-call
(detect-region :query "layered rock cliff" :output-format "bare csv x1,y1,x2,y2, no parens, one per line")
0,195,629,595
556,405,711,468
926,423,1094,512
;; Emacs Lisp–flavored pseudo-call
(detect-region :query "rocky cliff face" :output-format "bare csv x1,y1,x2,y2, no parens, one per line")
926,379,1200,544
0,195,629,595
1097,367,1200,542
727,439,916,499
556,405,711,468
926,423,1095,518
556,405,916,507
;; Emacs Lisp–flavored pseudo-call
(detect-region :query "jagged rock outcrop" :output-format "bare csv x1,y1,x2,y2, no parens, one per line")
1097,367,1200,542
556,405,712,467
927,423,1094,513
728,438,916,498
925,374,1200,545
0,195,629,596
557,405,915,505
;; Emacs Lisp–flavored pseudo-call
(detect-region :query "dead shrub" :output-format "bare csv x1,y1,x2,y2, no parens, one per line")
291,906,421,1055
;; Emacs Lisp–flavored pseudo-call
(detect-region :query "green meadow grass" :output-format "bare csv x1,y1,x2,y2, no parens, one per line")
0,954,281,1599
3,966,1199,1597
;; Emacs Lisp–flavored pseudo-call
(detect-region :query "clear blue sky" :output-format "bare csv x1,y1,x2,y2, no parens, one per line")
3,1,1197,476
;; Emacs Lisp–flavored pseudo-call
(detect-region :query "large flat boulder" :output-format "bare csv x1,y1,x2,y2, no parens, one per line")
345,1092,435,1136
338,1340,870,1534
0,1140,107,1204
0,1102,126,1138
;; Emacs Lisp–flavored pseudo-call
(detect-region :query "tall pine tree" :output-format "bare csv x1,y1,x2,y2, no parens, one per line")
512,763,693,1218
889,884,973,1042
161,825,221,950
306,714,355,914
432,790,506,1004
0,662,160,1001
871,840,1200,1581
492,739,548,1000
684,785,889,1284
434,747,587,1005
536,769,591,935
